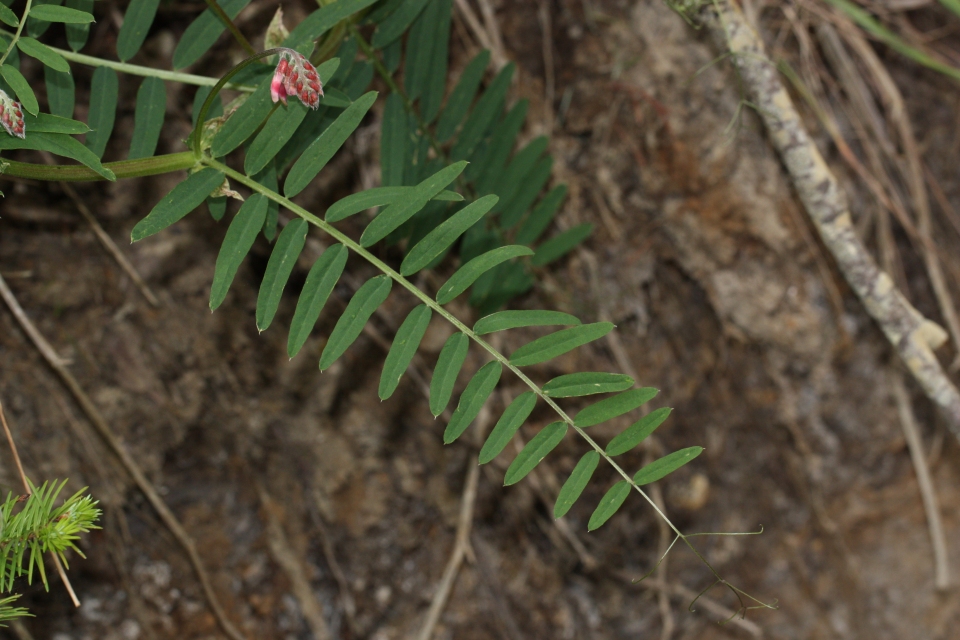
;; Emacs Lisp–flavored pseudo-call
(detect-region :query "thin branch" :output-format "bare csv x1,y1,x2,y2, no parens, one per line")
203,0,256,56
702,0,960,437
0,273,247,640
892,373,951,590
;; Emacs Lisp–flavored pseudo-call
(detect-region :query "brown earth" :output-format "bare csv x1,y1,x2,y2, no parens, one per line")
2,1,960,639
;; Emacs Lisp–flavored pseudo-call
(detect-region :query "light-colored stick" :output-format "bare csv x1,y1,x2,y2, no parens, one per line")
703,0,960,438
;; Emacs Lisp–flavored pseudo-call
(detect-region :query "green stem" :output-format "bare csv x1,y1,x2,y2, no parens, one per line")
0,0,32,67
49,46,256,92
1,151,197,181
203,155,705,563
203,0,256,57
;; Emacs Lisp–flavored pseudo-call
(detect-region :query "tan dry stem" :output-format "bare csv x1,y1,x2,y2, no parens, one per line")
702,0,960,437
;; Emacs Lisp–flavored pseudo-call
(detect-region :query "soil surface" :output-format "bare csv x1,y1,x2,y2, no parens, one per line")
2,1,960,639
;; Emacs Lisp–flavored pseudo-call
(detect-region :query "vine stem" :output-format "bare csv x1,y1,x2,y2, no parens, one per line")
47,46,256,92
1,151,198,182
204,0,256,56
0,0,32,67
201,156,745,590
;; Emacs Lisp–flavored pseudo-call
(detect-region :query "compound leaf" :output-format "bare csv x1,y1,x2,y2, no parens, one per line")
128,76,165,159
633,447,703,486
504,421,567,486
574,388,659,428
554,451,599,519
401,194,498,276
542,372,634,398
360,161,467,247
479,391,536,464
379,304,432,400
444,360,502,444
116,0,160,61
436,245,533,304
287,244,348,358
606,407,672,457
285,90,377,196
473,310,580,335
429,331,469,416
319,275,392,370
509,322,614,367
131,168,224,241
587,481,630,531
210,194,268,310
257,218,308,331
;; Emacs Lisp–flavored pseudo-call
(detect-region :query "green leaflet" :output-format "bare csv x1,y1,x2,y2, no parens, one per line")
254,162,279,240
245,101,309,176
284,0,380,52
554,451,599,519
285,91,377,196
371,0,431,47
319,275,392,370
473,310,581,335
429,331,469,416
360,161,467,247
416,0,451,122
542,372,634,398
44,67,75,119
474,99,528,192
17,37,69,72
172,0,252,69
401,194,498,276
503,421,567,486
606,407,673,457
532,223,594,267
365,0,404,23
499,156,553,228
116,0,159,61
380,92,407,187
444,360,502,444
0,3,17,26
633,447,703,486
381,34,402,73
574,388,659,428
326,187,462,222
379,304,432,400
210,194,269,310
436,245,533,305
0,131,114,180
22,112,89,134
436,50,489,142
207,196,227,221
509,322,614,367
211,78,273,158
65,0,94,51
516,184,567,245
130,169,225,241
256,219,308,331
84,66,118,158
492,137,548,208
451,62,514,161
272,107,332,170
478,391,536,464
287,244,348,358
342,60,373,100
1,64,38,115
25,0,60,38
128,76,165,160
587,481,630,531
27,4,93,22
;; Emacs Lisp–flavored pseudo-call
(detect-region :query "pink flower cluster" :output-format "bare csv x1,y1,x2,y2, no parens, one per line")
0,90,25,139
271,49,323,110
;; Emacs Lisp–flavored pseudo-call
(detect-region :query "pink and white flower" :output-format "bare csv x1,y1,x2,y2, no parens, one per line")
270,49,323,110
0,89,25,139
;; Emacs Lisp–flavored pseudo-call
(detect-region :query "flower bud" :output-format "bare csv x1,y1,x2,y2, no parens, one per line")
0,90,25,139
270,49,323,110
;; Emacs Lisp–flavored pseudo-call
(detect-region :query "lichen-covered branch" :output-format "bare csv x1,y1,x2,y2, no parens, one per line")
700,0,960,436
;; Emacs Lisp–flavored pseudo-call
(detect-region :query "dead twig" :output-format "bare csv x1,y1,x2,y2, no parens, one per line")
891,373,951,590
0,273,246,640
702,0,960,437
